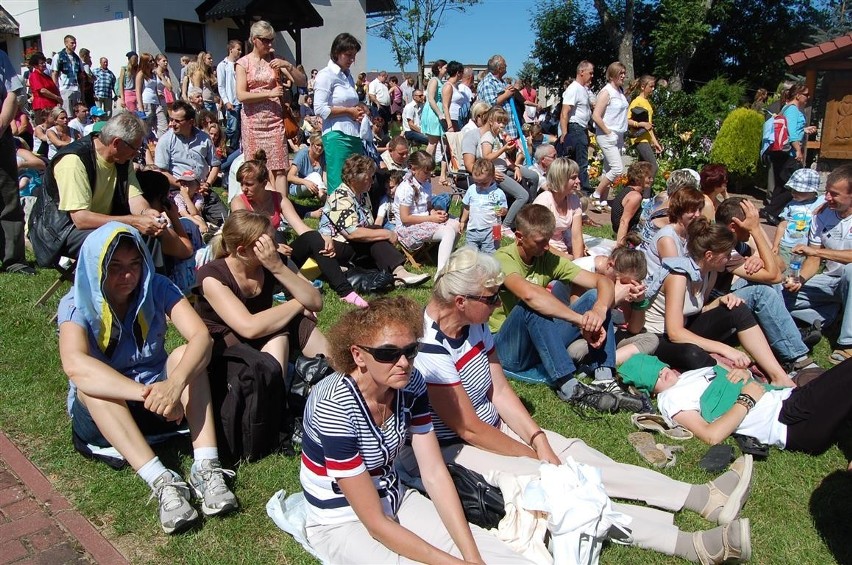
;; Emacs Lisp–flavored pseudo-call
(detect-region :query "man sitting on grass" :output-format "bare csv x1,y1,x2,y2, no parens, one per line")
59,222,238,534
488,203,643,413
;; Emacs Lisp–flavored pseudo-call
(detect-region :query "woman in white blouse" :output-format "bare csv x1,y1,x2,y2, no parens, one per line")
592,61,629,209
313,33,366,194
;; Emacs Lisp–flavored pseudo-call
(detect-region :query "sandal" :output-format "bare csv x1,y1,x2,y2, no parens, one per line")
693,518,751,565
631,413,694,440
628,431,668,468
656,442,684,469
829,347,852,365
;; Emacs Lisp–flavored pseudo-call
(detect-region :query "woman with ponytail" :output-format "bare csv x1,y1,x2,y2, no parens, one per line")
641,217,794,386
230,150,369,307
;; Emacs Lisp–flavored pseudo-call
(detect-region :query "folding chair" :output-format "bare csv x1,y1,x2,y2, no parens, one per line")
399,241,436,270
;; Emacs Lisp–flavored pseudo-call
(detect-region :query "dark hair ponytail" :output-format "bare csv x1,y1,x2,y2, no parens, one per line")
686,217,736,259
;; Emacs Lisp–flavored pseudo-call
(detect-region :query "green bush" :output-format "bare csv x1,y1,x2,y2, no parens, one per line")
710,107,764,177
652,78,747,171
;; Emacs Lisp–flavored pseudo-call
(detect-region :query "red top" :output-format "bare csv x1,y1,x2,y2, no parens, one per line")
239,191,283,229
29,70,60,111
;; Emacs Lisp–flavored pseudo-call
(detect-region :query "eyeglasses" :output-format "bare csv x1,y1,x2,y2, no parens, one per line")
464,293,501,306
119,138,143,152
256,36,274,44
357,342,420,363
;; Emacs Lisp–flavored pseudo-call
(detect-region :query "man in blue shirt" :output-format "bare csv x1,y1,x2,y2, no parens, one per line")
92,57,117,116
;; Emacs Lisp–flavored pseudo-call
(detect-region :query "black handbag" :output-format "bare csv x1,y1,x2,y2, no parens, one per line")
285,354,335,444
345,265,395,294
446,463,506,530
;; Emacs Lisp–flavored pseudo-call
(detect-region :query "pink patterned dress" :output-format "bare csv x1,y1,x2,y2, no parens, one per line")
237,54,288,170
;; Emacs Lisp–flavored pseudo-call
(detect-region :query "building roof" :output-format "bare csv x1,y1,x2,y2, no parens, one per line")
196,0,397,29
785,32,852,71
0,5,20,35
195,0,323,30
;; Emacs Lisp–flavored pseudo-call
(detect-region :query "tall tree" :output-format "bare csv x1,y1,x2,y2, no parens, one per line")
531,0,612,86
590,0,637,80
372,0,481,87
651,0,715,91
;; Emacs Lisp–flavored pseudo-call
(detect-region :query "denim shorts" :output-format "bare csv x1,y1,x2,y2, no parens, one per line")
70,375,181,448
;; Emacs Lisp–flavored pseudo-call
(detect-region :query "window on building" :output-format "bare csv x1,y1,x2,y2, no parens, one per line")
164,20,205,53
21,35,41,61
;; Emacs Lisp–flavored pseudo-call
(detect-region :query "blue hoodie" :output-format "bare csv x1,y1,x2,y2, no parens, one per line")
58,222,184,391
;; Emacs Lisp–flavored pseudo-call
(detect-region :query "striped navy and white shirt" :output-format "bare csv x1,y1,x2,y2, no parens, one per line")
300,370,432,526
416,314,501,443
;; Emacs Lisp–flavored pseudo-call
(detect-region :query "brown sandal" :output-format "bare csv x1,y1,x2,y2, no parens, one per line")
628,431,668,468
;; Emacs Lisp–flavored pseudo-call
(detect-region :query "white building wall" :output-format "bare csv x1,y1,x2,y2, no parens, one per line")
2,0,370,87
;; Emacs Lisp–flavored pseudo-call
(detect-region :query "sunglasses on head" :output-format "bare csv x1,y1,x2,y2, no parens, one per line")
464,293,501,305
357,342,420,363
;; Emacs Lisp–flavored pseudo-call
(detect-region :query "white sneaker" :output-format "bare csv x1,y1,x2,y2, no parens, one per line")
149,470,198,534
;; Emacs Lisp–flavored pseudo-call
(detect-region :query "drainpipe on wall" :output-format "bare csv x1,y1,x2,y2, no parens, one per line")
127,0,137,53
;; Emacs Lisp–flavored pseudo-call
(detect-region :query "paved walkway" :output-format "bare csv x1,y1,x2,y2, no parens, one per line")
0,433,128,565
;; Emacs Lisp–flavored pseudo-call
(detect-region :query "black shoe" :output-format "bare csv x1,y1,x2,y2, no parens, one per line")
2,263,35,275
559,381,644,414
587,380,647,413
759,209,780,226
799,322,822,350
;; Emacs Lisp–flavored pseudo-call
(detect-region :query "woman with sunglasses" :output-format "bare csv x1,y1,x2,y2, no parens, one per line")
398,247,754,564
236,20,306,198
300,296,528,564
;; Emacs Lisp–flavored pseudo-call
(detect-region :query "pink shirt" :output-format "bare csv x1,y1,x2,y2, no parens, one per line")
533,190,582,253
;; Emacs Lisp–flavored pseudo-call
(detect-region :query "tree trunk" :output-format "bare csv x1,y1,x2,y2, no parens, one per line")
668,0,713,92
591,0,635,80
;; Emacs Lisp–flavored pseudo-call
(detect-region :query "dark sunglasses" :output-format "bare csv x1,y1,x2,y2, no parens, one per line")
464,293,501,305
357,342,420,363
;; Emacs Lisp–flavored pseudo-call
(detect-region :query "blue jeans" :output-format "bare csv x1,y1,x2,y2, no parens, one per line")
732,280,808,362
404,130,429,146
567,123,590,194
225,106,241,151
466,228,496,254
784,265,852,346
494,282,616,385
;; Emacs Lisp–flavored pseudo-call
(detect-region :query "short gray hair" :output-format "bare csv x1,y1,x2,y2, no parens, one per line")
433,248,504,304
99,111,145,146
666,169,700,195
534,143,555,163
487,55,505,73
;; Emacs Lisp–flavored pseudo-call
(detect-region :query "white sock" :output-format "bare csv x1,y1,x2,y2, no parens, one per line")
193,447,219,466
592,192,601,200
138,456,169,488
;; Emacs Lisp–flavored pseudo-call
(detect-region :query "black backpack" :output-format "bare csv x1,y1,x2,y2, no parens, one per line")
209,342,288,462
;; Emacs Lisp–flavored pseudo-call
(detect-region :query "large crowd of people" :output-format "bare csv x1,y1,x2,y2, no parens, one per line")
2,21,851,565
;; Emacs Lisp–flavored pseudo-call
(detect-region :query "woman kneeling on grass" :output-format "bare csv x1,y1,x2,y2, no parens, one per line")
194,210,328,379
300,296,529,564
59,222,238,535
622,354,852,470
400,247,752,564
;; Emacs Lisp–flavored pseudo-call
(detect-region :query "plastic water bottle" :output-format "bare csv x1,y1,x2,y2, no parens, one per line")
789,253,803,280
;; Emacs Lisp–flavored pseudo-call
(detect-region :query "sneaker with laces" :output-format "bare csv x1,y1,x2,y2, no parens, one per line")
150,470,198,534
587,380,646,413
189,460,239,516
557,381,619,413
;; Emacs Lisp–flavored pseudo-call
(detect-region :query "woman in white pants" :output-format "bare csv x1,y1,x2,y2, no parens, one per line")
592,61,629,209
402,247,754,564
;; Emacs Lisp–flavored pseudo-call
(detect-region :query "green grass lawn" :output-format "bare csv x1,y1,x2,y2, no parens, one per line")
3,231,852,564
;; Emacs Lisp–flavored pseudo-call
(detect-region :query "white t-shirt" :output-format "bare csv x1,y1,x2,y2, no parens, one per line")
657,367,792,449
808,207,852,276
368,77,390,106
562,81,592,128
478,131,508,174
393,175,430,228
402,100,421,133
462,183,507,231
448,82,467,121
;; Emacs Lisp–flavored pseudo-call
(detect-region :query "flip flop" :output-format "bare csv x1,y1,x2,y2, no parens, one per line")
829,347,852,366
631,413,694,440
628,431,669,468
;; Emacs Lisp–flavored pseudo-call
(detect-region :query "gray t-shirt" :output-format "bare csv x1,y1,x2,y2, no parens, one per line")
461,128,481,171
